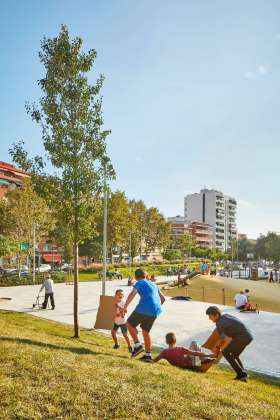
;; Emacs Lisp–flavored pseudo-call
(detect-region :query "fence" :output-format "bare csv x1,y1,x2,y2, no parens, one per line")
184,286,229,305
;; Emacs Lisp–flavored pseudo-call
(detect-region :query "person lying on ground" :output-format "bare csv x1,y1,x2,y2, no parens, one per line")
233,290,248,310
124,268,165,363
153,332,215,368
206,306,253,382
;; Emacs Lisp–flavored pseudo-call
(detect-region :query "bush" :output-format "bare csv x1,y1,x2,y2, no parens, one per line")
0,272,65,287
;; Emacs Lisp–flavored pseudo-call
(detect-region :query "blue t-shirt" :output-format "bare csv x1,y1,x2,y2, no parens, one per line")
133,279,162,317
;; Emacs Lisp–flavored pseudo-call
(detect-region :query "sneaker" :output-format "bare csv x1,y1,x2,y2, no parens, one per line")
234,373,248,382
113,344,120,349
139,354,153,363
131,344,144,358
128,346,133,353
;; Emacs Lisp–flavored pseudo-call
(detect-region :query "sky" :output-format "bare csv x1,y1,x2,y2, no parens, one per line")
1,0,280,238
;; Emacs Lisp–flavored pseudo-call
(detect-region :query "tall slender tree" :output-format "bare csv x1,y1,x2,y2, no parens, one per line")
12,26,114,337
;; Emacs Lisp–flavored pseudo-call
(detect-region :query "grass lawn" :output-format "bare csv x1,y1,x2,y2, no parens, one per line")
0,311,279,419
163,275,280,314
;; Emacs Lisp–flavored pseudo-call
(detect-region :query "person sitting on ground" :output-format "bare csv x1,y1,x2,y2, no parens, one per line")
244,289,250,300
40,274,55,310
111,289,132,352
233,290,248,310
153,332,214,368
124,268,165,362
206,306,253,381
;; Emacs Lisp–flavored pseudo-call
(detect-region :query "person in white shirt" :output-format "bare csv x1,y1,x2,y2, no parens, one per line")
111,289,132,352
40,274,55,310
234,291,247,310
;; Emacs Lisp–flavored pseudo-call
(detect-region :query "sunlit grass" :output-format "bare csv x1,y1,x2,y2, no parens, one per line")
0,310,279,419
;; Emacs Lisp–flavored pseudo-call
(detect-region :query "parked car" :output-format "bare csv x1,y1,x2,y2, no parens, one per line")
3,268,17,276
36,264,52,273
61,263,73,271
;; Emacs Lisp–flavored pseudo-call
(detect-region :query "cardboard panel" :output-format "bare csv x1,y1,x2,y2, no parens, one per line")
94,295,116,330
201,328,220,350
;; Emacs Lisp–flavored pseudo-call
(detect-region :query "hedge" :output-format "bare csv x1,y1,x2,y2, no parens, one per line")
0,273,66,287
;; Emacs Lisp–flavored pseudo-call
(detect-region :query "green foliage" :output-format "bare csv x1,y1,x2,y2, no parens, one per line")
167,232,196,258
143,207,170,255
0,178,54,252
161,249,182,261
11,25,114,247
0,235,19,258
264,232,280,263
0,272,65,287
237,233,280,263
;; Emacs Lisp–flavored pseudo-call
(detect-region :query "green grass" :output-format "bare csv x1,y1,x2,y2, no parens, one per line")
0,311,279,419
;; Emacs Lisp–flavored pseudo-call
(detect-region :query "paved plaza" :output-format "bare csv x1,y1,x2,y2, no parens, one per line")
1,279,280,378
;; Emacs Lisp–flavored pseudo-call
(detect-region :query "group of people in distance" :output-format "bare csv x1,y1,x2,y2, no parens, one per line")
112,268,253,382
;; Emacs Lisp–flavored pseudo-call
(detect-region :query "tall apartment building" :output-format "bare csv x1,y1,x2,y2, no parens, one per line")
184,189,237,251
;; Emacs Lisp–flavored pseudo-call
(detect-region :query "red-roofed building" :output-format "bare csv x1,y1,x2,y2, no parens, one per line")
0,161,30,198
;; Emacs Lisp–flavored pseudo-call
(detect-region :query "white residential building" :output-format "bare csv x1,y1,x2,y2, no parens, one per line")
184,188,237,251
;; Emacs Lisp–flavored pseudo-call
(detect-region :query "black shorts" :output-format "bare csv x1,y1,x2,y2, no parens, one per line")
112,323,128,334
127,311,156,332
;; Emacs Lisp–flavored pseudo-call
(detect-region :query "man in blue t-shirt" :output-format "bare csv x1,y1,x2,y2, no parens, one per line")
206,306,253,381
124,268,165,362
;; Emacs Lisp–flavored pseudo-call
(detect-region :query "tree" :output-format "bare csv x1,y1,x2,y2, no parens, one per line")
162,249,181,261
18,26,114,337
237,237,256,261
107,191,130,261
264,232,280,263
143,207,170,256
128,200,147,261
171,232,196,258
255,234,267,259
0,235,19,258
0,178,54,272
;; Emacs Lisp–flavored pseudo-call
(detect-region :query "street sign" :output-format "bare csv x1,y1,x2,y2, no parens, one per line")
20,242,29,250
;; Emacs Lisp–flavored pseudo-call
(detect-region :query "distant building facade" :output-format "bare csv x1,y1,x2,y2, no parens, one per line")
0,161,29,198
184,188,237,251
167,216,213,249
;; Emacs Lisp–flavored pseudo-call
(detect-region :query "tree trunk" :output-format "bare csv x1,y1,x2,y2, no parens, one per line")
73,241,79,338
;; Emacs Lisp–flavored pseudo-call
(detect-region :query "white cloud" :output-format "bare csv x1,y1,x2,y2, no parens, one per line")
257,64,271,75
244,71,256,80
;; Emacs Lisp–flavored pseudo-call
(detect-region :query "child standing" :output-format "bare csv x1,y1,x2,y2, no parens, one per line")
111,289,132,352
124,268,165,362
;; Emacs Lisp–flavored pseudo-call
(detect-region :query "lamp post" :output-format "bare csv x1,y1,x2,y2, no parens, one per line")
102,164,108,296
33,223,36,285
129,231,132,276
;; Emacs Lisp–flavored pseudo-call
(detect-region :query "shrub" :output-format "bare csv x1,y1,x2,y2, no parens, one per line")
0,272,65,287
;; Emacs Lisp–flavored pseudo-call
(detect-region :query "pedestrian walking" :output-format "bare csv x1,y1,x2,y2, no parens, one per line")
40,274,55,310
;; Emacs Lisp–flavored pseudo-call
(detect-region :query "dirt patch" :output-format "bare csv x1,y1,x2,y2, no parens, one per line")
163,275,280,313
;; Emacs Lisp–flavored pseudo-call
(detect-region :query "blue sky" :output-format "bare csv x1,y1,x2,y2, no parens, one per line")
1,0,280,238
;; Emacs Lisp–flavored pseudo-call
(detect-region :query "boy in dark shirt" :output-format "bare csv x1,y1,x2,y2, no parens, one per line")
153,332,213,368
206,306,253,381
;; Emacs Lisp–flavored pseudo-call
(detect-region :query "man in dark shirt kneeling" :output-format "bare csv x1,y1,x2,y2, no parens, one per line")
206,306,253,381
